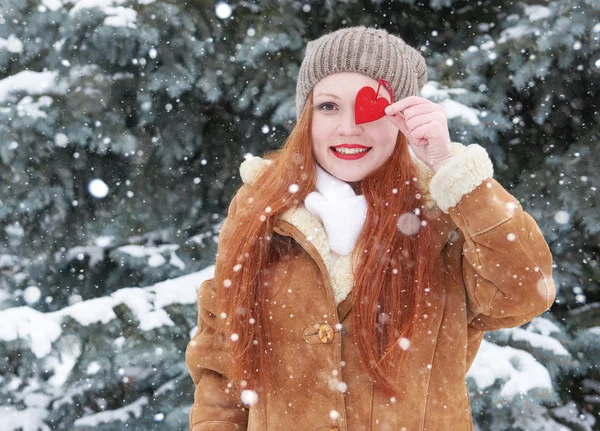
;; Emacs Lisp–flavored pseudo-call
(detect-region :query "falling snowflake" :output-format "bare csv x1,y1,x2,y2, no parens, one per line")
554,210,570,225
398,338,411,350
215,2,232,19
240,390,258,406
23,286,41,305
397,212,421,236
88,179,109,199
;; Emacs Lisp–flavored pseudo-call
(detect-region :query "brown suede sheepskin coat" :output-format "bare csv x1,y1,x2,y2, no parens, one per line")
186,142,556,431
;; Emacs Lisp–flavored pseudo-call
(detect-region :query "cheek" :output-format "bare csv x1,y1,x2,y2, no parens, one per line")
372,125,398,152
383,123,398,142
311,118,330,149
376,130,398,162
386,130,399,151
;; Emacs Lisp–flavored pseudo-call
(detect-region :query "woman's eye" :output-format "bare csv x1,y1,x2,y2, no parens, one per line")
319,102,337,112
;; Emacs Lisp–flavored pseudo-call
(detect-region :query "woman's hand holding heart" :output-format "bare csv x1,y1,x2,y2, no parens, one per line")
384,96,454,173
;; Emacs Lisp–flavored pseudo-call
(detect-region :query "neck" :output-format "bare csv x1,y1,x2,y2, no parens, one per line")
347,181,362,195
315,165,363,196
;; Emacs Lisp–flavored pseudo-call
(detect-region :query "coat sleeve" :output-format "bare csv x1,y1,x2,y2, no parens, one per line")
185,189,249,431
429,143,556,332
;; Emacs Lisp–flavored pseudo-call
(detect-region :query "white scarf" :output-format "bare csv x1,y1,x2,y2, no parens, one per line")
304,165,368,256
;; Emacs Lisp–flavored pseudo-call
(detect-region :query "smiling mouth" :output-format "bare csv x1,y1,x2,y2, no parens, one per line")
329,145,372,161
330,145,372,155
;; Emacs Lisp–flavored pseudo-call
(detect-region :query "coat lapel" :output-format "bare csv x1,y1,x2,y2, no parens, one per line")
276,204,356,306
273,218,355,323
337,291,354,322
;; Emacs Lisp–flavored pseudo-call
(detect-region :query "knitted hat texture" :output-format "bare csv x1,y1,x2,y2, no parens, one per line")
295,26,428,117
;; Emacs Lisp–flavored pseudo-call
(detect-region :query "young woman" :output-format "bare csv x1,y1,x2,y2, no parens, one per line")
185,26,556,431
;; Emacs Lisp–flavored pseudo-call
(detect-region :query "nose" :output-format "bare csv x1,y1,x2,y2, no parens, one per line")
336,109,363,136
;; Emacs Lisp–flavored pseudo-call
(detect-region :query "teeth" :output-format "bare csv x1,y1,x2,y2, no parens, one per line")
333,147,370,155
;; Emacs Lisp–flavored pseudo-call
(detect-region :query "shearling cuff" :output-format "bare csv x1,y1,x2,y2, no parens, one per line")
239,156,270,186
429,144,494,213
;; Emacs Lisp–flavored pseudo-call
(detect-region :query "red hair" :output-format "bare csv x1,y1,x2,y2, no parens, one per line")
214,92,446,398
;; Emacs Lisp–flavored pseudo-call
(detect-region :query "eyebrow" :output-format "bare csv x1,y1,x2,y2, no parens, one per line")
313,93,341,100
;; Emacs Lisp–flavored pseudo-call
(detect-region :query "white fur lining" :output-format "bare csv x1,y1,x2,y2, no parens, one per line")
428,144,494,213
329,252,355,304
238,142,493,304
239,156,271,186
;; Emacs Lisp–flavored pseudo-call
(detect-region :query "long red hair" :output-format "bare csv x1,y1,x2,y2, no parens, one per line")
214,92,445,398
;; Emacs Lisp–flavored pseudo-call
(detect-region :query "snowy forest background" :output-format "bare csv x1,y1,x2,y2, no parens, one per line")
1,0,599,429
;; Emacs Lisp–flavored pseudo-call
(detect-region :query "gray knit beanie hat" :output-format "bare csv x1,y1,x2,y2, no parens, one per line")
295,26,428,118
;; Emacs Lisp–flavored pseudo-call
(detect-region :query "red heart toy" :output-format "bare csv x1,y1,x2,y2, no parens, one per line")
355,79,394,125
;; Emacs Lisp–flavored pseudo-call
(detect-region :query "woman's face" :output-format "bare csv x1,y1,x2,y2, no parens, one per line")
311,72,399,184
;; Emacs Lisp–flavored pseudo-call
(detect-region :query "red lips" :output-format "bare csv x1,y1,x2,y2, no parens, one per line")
332,144,370,149
330,144,372,161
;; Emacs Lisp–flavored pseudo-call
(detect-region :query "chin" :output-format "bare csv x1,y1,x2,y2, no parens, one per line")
329,170,366,183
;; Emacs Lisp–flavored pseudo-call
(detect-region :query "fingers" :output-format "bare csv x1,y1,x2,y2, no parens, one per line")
387,104,438,119
385,95,440,115
384,104,403,116
385,111,408,135
384,95,422,114
402,111,441,130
